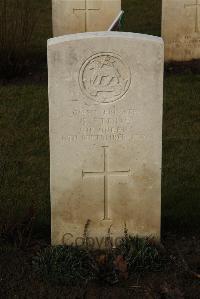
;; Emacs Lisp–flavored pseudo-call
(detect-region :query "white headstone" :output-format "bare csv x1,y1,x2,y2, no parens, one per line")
48,32,164,248
162,0,200,61
52,0,121,37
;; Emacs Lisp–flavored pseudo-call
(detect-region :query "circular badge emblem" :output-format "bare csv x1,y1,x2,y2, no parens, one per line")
79,53,131,104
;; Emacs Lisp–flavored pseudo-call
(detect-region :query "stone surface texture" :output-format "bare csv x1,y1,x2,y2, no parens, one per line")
162,0,200,61
48,32,164,247
52,0,121,37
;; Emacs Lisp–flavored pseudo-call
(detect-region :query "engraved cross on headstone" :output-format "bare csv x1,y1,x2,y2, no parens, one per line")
185,0,200,33
73,0,100,31
82,146,131,220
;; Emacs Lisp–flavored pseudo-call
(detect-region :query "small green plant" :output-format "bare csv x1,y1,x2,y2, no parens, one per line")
32,222,167,286
118,234,164,273
32,245,96,285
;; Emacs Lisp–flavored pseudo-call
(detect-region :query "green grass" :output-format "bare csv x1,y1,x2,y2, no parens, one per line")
162,74,200,231
0,85,50,230
0,0,199,236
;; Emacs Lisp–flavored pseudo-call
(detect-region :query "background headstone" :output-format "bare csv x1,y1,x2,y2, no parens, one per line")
48,32,164,247
52,0,121,37
162,0,200,61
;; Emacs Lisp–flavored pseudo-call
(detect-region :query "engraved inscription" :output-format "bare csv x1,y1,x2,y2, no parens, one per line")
82,146,131,220
64,106,137,143
184,0,200,33
79,53,131,104
73,0,100,31
165,35,200,51
65,134,129,143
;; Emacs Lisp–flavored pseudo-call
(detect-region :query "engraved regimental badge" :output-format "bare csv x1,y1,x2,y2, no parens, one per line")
79,53,131,104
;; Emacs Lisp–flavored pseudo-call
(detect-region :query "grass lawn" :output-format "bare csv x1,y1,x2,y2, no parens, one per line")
0,0,199,237
163,74,200,231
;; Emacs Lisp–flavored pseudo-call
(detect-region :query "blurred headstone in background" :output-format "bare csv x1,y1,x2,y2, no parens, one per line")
52,0,121,36
162,0,200,61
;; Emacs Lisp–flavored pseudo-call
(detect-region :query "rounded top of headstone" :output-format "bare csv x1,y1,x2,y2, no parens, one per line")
48,32,163,47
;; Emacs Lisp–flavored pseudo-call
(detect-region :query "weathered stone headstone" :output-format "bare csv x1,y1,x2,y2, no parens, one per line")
48,32,164,247
52,0,121,37
162,0,200,61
